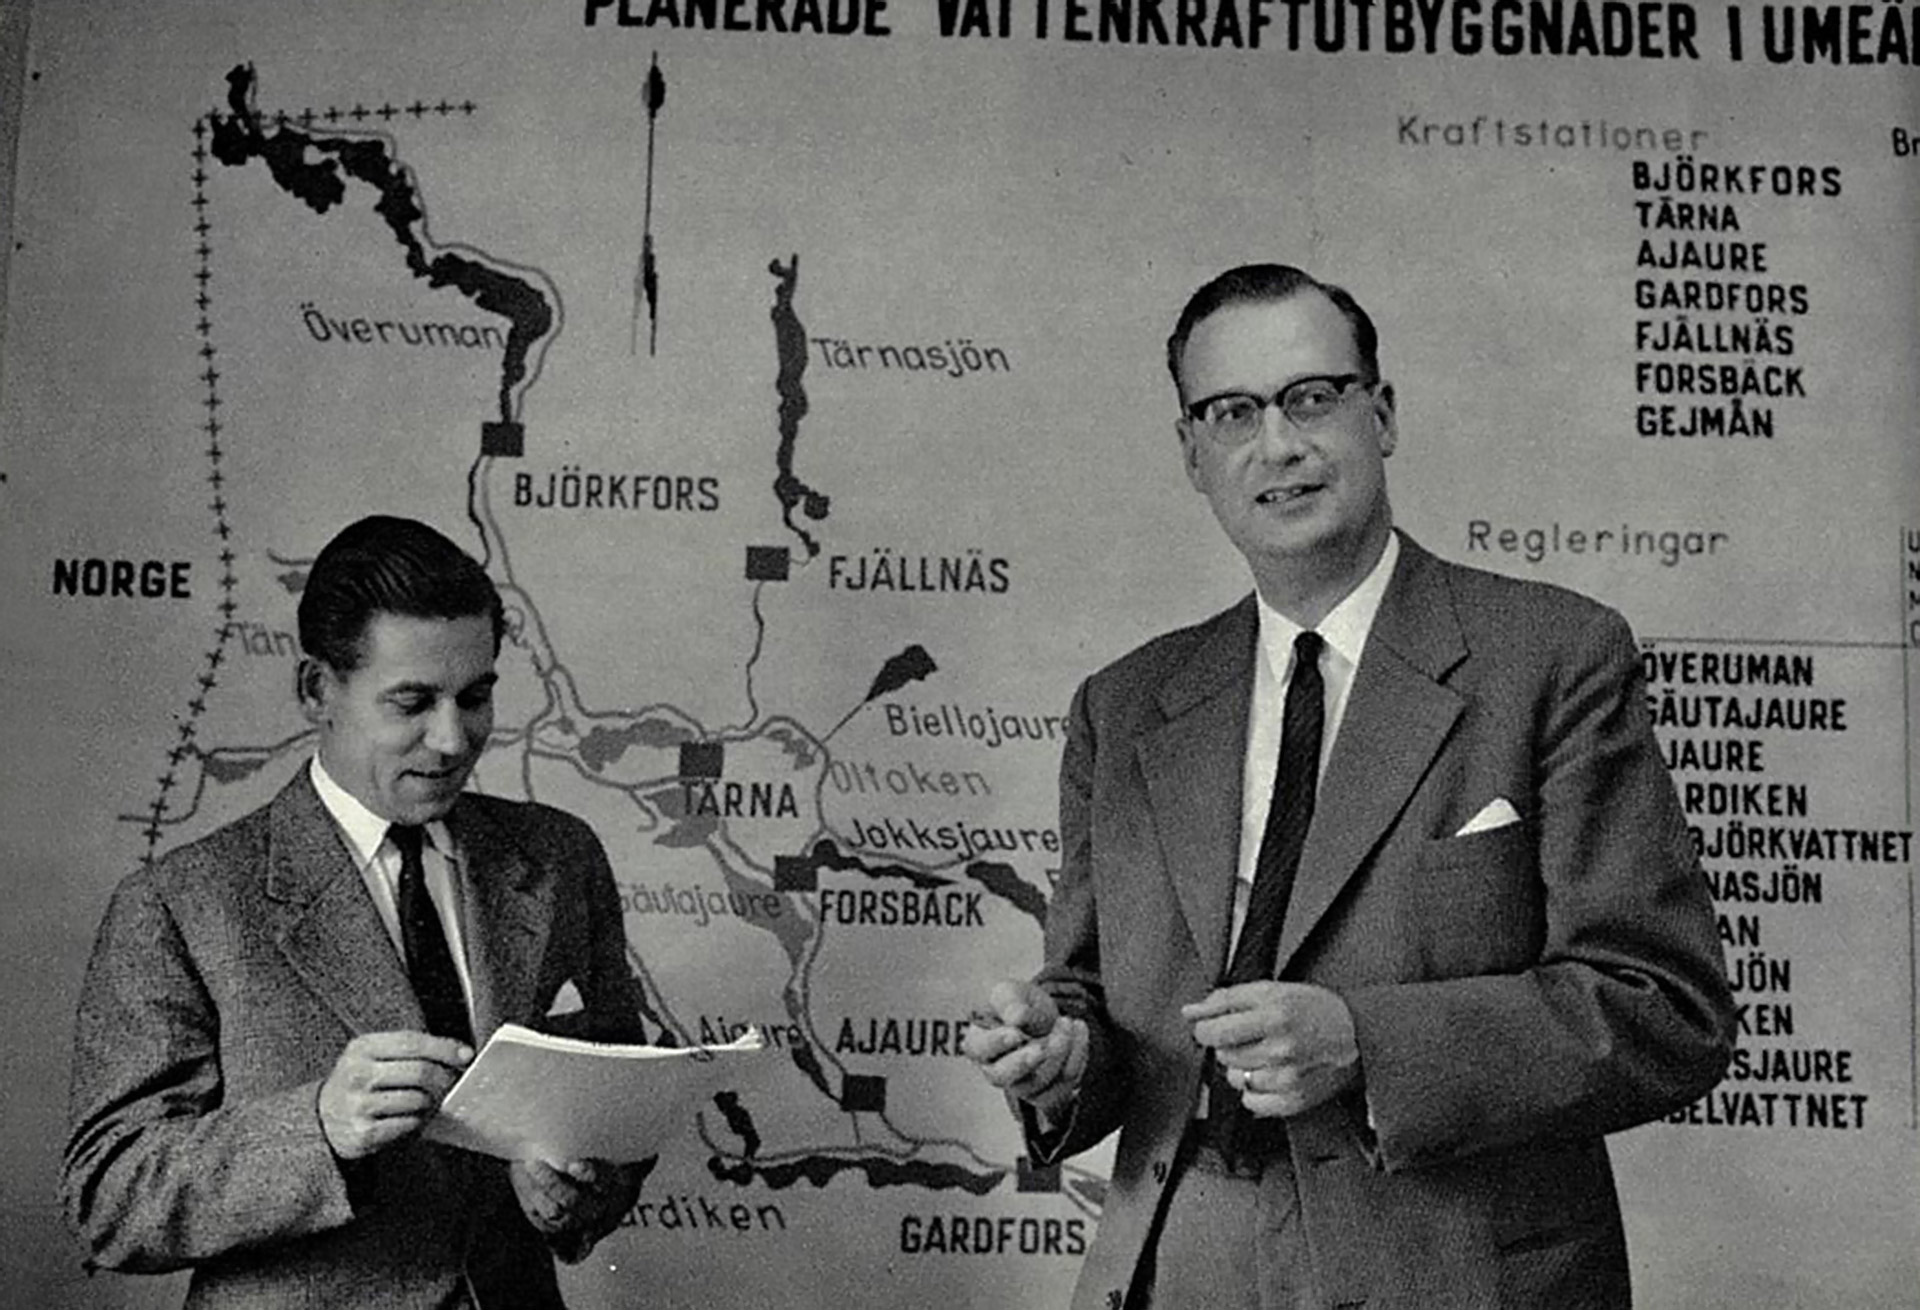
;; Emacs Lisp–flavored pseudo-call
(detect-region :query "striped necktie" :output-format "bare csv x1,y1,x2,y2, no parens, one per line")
1207,630,1325,1162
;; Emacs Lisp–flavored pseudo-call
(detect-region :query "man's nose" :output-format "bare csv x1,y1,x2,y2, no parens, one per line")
1251,402,1308,458
423,701,465,755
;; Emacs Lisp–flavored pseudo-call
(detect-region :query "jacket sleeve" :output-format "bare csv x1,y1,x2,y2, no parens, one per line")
1342,606,1736,1171
543,818,651,1257
558,818,651,1046
1022,679,1133,1164
61,873,357,1272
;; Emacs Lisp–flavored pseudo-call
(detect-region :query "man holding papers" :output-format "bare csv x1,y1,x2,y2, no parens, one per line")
64,515,647,1308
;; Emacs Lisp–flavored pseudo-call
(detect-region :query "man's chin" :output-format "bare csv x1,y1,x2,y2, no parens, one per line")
391,773,471,821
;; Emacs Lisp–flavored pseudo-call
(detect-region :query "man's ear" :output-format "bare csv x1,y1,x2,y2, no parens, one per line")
295,658,333,728
1176,418,1206,491
1372,382,1398,458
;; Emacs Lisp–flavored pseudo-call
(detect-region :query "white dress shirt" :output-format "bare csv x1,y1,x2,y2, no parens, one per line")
1227,532,1401,956
309,756,477,1021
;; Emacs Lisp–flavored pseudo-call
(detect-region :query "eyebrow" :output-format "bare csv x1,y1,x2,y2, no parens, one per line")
380,672,499,698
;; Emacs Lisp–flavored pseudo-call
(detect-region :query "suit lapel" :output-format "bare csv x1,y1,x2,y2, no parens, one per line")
1275,538,1469,974
266,772,424,1036
450,799,551,1040
1136,599,1258,979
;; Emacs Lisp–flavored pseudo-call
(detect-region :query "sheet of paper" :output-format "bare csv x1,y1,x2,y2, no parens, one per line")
422,1022,766,1163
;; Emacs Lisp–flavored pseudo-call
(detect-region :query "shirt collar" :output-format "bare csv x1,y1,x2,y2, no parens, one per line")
1254,531,1401,674
309,756,453,869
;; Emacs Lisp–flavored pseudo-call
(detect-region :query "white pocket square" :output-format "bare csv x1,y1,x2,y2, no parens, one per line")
546,980,585,1018
1455,797,1521,836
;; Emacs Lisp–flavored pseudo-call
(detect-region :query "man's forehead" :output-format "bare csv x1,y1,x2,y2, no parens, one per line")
352,612,498,681
1181,291,1362,384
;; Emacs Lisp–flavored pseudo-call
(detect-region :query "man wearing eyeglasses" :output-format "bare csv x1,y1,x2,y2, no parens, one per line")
964,264,1733,1309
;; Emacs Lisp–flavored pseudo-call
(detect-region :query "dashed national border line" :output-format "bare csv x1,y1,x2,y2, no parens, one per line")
209,64,545,438
136,122,245,865
243,97,478,128
135,82,495,866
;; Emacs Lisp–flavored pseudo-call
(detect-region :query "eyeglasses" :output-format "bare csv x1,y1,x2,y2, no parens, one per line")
1184,374,1372,445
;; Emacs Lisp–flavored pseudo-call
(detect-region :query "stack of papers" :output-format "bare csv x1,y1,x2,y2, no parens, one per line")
423,1022,768,1163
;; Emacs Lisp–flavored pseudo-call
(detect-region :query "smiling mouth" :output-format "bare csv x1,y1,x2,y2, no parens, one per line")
1256,484,1321,505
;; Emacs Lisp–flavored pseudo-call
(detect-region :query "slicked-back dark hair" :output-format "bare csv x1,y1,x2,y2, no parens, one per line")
297,515,506,672
1165,263,1381,403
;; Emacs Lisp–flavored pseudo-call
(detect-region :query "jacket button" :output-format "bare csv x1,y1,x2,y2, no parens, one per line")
1151,1160,1168,1184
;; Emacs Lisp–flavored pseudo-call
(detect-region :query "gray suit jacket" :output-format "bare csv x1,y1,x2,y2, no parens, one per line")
1035,535,1734,1310
63,771,646,1308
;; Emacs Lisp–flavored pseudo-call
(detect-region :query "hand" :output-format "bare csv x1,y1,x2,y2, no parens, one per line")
960,979,1089,1116
1182,982,1360,1118
317,1031,472,1160
510,1157,641,1261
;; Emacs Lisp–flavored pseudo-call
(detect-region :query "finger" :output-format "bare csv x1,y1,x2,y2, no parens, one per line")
1179,983,1280,1022
343,1030,431,1059
1062,1018,1090,1085
962,1024,1035,1065
383,1035,474,1070
1252,1060,1332,1113
518,1157,572,1187
1022,1029,1073,1090
526,1157,601,1190
981,1038,1058,1092
985,979,1028,1020
348,1030,475,1066
358,1087,443,1119
1190,1010,1282,1052
977,1043,1042,1091
990,981,1057,1038
513,1172,572,1231
514,1163,583,1215
1211,1044,1266,1074
1239,1089,1300,1118
526,1177,584,1212
363,1059,466,1096
1018,1018,1089,1098
350,1116,427,1152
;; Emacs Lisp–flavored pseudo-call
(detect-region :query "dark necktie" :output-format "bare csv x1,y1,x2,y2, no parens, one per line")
389,824,473,1046
1207,630,1325,1160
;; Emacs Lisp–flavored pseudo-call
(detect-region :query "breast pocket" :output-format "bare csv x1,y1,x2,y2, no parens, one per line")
1401,821,1544,973
1413,818,1533,872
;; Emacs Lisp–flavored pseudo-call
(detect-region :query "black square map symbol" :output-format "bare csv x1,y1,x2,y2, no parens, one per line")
678,742,724,779
480,421,524,457
774,855,817,893
1016,1157,1062,1193
745,545,790,581
841,1074,886,1113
